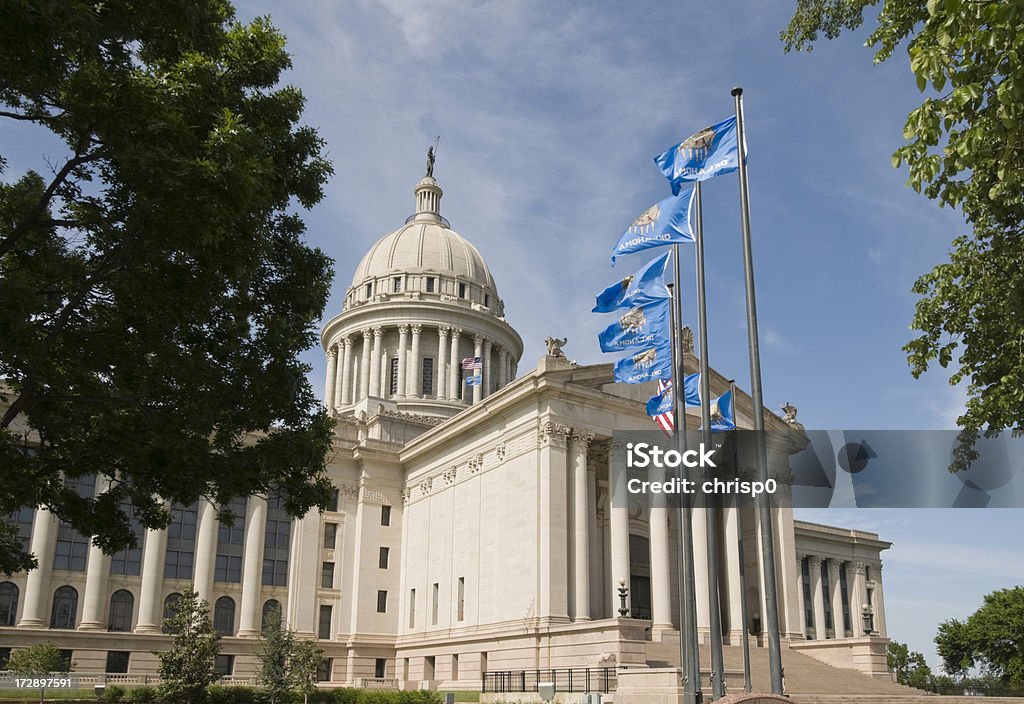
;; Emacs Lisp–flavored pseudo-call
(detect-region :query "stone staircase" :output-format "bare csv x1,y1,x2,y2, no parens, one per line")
642,637,1024,702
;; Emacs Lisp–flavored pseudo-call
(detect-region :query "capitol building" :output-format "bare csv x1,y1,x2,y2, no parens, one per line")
1,170,894,692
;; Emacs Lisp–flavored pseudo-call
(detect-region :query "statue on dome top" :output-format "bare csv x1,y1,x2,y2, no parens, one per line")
426,146,435,178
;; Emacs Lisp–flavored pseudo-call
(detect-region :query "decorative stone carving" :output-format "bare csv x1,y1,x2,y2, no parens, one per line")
545,336,567,358
681,326,695,353
418,478,433,495
378,408,444,426
540,421,571,446
442,467,457,485
781,402,800,426
495,442,507,462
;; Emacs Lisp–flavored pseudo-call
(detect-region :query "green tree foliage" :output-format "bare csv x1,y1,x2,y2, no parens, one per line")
935,586,1024,685
157,586,221,704
782,0,1024,469
257,608,324,704
0,0,335,575
7,643,67,674
887,640,934,690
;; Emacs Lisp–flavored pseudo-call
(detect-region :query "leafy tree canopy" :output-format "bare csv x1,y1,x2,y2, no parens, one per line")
935,586,1024,685
782,0,1024,469
7,643,68,675
257,608,324,704
887,640,934,690
0,0,335,574
157,586,221,704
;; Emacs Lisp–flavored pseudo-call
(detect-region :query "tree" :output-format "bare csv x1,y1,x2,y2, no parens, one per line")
0,0,335,575
887,640,933,690
934,586,1024,685
156,586,221,704
782,1,1024,470
257,608,324,704
7,643,70,704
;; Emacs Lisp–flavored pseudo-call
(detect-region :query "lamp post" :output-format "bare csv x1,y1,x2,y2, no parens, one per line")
617,578,630,617
861,604,875,635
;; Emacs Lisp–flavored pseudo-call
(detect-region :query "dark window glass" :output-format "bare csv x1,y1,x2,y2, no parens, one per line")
321,562,334,589
261,599,281,632
375,658,386,679
839,563,852,633
408,589,415,628
214,654,234,677
213,596,235,636
421,358,434,396
109,500,143,576
364,283,372,298
393,277,401,293
801,558,813,630
105,651,130,674
318,605,332,640
425,277,435,293
163,593,183,624
53,476,96,573
262,495,290,587
164,502,198,580
0,648,10,670
376,590,387,614
108,589,133,632
5,507,34,551
458,283,466,299
457,577,465,622
378,547,389,569
484,293,490,307
215,497,247,583
380,505,391,527
316,658,332,682
431,583,438,625
326,489,339,513
50,585,78,629
389,357,399,396
821,560,833,631
57,650,73,672
323,523,337,549
0,582,18,626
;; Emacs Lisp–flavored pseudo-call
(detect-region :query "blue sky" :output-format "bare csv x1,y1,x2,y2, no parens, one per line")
4,0,1022,673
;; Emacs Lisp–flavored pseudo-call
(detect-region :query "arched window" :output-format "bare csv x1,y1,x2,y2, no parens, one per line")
0,582,19,626
50,586,78,629
213,596,235,636
261,599,281,632
161,592,183,633
108,590,134,632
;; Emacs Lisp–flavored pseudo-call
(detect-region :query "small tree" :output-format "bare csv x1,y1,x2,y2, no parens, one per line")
8,643,68,703
156,586,221,704
257,609,324,704
887,640,933,690
935,586,1024,686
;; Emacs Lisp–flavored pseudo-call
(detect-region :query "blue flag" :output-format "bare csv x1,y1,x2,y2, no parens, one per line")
646,382,673,417
592,252,671,313
598,299,671,353
708,390,735,433
613,342,673,384
654,115,741,194
610,190,695,265
682,372,701,407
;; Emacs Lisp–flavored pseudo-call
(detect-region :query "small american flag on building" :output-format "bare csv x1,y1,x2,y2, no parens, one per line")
652,378,674,437
462,356,482,370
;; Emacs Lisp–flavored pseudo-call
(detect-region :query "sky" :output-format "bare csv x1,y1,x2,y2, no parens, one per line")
3,0,1022,675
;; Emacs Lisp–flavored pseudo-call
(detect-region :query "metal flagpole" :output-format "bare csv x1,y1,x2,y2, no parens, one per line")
730,379,753,693
669,254,701,704
731,86,784,694
693,182,725,700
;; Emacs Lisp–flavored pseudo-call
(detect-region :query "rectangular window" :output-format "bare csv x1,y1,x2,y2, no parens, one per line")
321,562,335,589
408,589,416,628
215,497,247,583
839,562,851,633
379,546,390,569
54,475,96,572
327,489,339,513
421,358,434,396
375,658,386,679
316,658,333,682
323,523,337,550
213,655,234,677
109,500,143,576
381,505,391,526
5,507,34,552
58,650,73,672
431,583,439,625
801,558,813,631
318,605,332,640
821,560,833,631
376,590,388,613
0,648,10,670
425,277,435,293
458,282,466,298
365,283,372,298
393,277,402,293
452,653,459,680
262,495,290,587
105,651,130,674
163,502,198,580
484,293,490,307
457,577,465,622
389,357,399,396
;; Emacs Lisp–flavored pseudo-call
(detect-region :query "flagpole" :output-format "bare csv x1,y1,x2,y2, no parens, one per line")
732,86,784,694
693,182,725,700
669,259,701,704
730,379,752,693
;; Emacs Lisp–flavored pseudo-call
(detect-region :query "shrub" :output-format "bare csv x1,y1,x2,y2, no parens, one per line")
104,685,127,702
128,686,159,704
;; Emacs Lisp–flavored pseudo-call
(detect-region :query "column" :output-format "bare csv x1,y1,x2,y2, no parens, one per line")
472,335,483,404
437,326,450,401
338,336,352,407
482,339,492,398
873,563,887,637
18,508,57,627
498,348,508,390
193,500,219,605
324,345,338,411
692,505,711,634
135,526,169,633
809,556,827,640
852,561,868,635
359,330,372,402
829,560,846,637
237,497,268,636
409,324,422,398
609,442,630,616
648,462,672,631
588,455,602,619
570,431,593,621
723,499,744,641
795,554,806,638
79,546,112,630
449,329,461,400
369,327,383,398
397,325,409,397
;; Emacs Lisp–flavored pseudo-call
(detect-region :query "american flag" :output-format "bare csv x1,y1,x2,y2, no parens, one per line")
462,356,482,370
652,378,674,437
